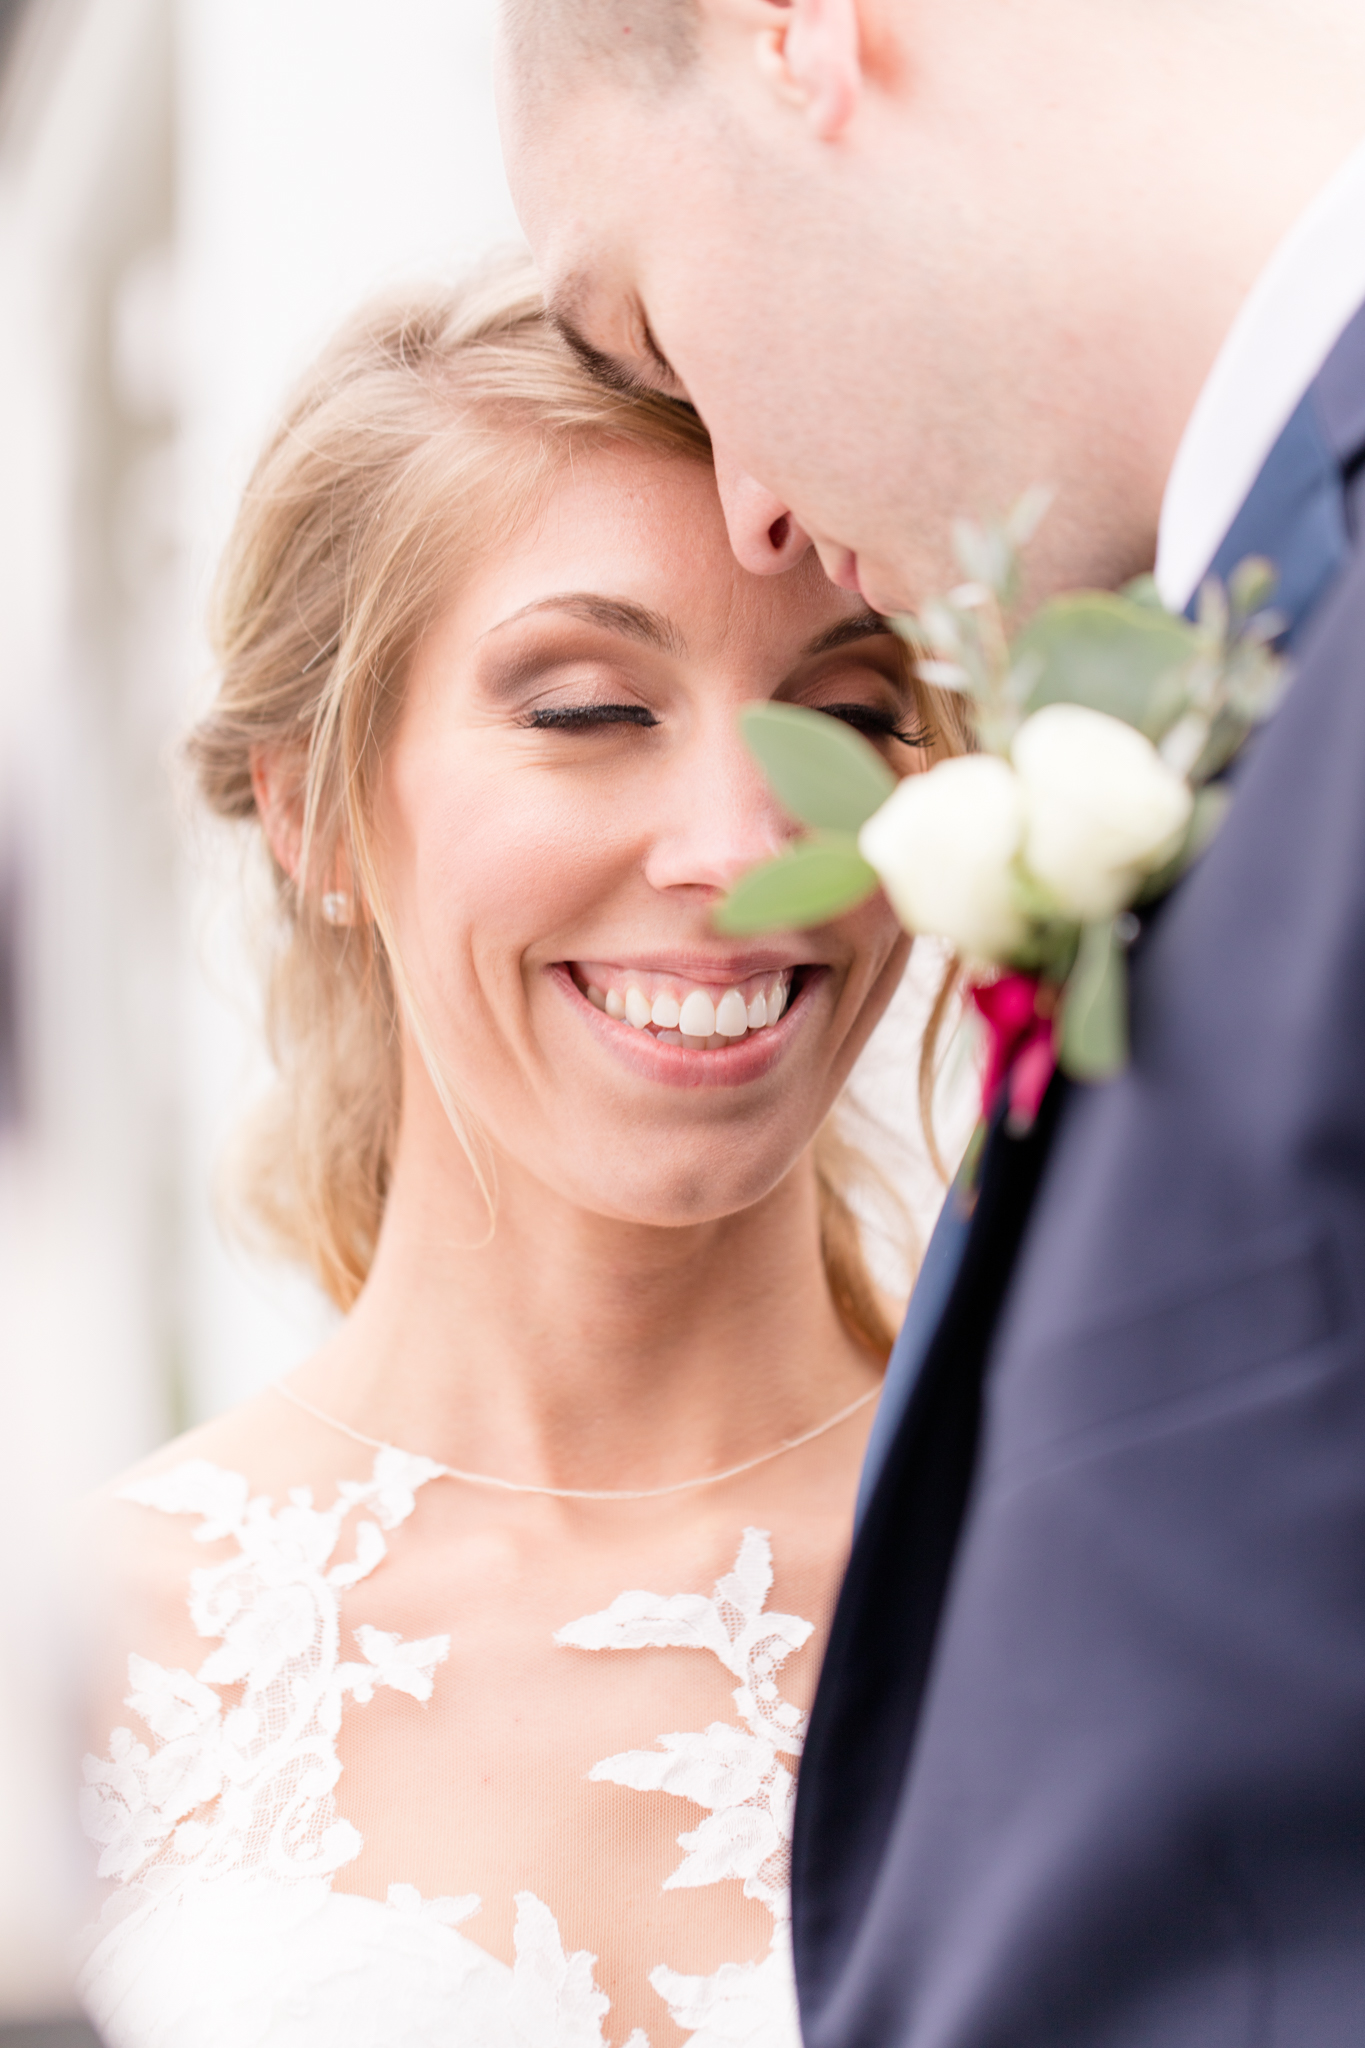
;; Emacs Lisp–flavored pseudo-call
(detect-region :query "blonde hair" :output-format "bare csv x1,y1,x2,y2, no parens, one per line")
189,254,954,1357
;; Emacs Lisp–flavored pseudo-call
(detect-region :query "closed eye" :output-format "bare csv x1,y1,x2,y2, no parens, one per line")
821,702,933,748
522,703,660,730
642,322,693,406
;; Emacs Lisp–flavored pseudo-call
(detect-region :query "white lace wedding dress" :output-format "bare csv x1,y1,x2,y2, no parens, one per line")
78,1425,831,2048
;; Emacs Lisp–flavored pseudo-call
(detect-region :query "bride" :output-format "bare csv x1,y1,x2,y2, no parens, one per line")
76,257,955,2048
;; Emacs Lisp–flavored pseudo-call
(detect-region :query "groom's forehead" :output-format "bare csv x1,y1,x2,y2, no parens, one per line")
506,109,653,337
503,2,732,358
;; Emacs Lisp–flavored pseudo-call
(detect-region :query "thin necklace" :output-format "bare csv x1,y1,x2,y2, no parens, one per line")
273,1379,880,1503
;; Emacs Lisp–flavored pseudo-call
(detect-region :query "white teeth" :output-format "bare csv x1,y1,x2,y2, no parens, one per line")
678,990,716,1038
714,989,748,1038
587,969,795,1044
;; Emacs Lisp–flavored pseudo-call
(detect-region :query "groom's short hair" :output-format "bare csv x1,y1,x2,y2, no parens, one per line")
503,0,697,97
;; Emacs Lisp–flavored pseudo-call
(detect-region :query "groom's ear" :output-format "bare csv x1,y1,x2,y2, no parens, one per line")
704,0,863,142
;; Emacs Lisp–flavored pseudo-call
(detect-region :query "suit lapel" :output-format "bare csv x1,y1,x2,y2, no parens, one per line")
1199,295,1365,643
853,1170,974,1527
793,1076,1066,1972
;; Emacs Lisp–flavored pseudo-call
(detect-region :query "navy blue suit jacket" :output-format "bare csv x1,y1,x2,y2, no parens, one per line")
793,303,1365,2046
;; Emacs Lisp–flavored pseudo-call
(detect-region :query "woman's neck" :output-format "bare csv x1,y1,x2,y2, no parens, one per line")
297,1098,879,1496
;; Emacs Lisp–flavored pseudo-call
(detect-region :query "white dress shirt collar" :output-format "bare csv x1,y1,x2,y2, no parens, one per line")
1156,136,1365,612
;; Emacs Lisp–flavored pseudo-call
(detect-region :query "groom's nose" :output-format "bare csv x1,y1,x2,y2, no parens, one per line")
713,455,813,576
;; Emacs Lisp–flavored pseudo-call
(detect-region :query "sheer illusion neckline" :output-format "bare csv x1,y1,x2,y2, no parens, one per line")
81,1442,823,2046
272,1378,881,1502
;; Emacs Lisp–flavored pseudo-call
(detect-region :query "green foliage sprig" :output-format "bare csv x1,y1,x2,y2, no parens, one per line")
719,496,1287,1087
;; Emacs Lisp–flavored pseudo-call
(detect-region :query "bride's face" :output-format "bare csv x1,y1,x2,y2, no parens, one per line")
375,443,926,1227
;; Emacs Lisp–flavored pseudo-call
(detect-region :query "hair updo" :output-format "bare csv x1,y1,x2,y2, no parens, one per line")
188,252,930,1356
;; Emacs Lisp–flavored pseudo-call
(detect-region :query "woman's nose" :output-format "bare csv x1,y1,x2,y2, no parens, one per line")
642,736,791,897
713,453,813,577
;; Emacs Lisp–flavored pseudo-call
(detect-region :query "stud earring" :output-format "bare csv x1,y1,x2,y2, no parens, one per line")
321,892,352,926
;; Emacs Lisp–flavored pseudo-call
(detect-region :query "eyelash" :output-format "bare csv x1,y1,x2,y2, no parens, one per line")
817,703,933,748
525,704,659,730
642,319,678,384
523,702,930,746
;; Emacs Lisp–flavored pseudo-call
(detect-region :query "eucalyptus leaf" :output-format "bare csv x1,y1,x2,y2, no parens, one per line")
918,599,964,654
1119,573,1166,613
739,702,896,833
953,517,1010,594
890,612,929,654
1158,710,1210,781
1186,782,1232,857
1003,650,1043,709
715,832,879,936
917,659,971,692
1228,554,1277,620
1137,783,1231,902
1059,917,1129,1082
1189,704,1254,785
1005,484,1055,550
1196,576,1229,641
1016,591,1196,739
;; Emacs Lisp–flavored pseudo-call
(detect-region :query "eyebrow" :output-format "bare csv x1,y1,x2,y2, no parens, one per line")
482,592,687,658
801,611,895,659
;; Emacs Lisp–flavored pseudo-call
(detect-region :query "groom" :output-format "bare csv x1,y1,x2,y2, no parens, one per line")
500,3,1365,2040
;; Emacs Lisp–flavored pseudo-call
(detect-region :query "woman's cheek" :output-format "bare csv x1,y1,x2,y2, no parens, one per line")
844,891,909,986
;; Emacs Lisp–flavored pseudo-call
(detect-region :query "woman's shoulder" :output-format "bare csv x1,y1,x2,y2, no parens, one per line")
96,1379,340,1499
81,1367,382,1545
74,1381,372,1747
81,1392,295,1598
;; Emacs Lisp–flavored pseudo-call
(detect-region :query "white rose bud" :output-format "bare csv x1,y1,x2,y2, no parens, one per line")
1012,702,1193,921
858,754,1028,961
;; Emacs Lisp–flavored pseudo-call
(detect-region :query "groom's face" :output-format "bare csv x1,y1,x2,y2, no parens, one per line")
502,27,1155,614
505,79,936,612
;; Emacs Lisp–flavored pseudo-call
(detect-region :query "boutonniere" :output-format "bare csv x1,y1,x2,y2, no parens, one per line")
718,494,1286,1132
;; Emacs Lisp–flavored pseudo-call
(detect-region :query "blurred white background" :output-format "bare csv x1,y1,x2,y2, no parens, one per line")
0,0,524,2021
0,1,966,2024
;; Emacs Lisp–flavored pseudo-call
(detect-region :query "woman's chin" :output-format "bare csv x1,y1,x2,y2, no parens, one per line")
568,1154,803,1233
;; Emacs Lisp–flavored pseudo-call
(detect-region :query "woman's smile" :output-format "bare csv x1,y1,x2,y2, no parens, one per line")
552,955,825,1088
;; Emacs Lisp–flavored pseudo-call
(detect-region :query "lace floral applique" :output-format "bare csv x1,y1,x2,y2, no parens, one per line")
503,1892,648,2048
555,1528,810,2046
81,1450,452,1895
80,1464,808,2048
80,1453,642,2048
